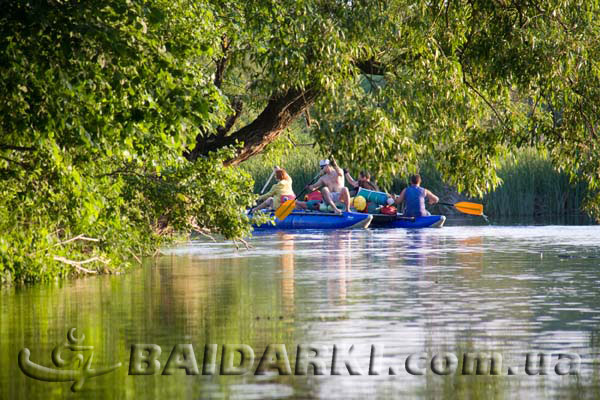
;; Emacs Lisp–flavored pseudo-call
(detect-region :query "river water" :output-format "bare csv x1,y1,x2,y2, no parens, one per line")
1,223,600,399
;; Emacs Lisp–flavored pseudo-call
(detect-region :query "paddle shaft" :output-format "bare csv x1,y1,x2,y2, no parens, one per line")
438,201,479,209
295,173,322,202
260,169,277,194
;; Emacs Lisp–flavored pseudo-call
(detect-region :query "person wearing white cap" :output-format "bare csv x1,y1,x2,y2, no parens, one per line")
306,159,350,214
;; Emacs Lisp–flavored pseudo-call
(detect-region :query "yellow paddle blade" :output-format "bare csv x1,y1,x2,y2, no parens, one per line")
454,201,484,216
274,199,296,220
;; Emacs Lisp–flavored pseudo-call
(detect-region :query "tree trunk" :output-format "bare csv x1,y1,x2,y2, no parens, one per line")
186,87,319,165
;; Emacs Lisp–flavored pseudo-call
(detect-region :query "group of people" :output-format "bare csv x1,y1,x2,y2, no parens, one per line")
252,159,439,217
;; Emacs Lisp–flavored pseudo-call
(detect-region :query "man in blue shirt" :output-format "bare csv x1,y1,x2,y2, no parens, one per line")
394,174,439,217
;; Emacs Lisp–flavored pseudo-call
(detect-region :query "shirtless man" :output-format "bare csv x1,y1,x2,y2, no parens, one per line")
306,159,351,214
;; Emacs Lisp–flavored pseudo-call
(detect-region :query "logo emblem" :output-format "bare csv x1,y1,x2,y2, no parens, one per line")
18,328,121,392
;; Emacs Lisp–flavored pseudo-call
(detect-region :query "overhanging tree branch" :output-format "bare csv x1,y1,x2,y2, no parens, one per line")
186,87,319,165
215,96,243,137
214,36,231,88
460,64,506,126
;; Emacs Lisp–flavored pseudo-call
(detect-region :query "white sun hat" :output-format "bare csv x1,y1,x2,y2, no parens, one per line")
319,159,330,168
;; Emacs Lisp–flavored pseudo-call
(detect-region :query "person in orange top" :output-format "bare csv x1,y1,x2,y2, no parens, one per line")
252,167,295,212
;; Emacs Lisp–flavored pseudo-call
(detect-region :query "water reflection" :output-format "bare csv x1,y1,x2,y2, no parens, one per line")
325,231,353,305
456,236,485,279
279,233,295,316
1,226,600,399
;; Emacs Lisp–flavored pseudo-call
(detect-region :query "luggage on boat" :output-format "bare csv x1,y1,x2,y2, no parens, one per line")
380,205,397,215
356,188,390,206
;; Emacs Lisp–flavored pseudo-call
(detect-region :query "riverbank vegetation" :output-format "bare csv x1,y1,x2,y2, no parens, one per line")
2,1,599,283
0,1,262,283
483,149,588,217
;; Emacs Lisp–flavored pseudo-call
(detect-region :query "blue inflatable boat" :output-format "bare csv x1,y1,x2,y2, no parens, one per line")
252,210,373,231
370,214,446,228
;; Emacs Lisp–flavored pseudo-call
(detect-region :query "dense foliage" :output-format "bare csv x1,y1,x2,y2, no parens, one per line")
2,0,599,283
311,1,600,199
0,1,261,283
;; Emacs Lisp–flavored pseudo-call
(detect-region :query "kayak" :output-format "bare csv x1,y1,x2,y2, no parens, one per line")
352,188,445,228
252,210,373,230
369,214,446,229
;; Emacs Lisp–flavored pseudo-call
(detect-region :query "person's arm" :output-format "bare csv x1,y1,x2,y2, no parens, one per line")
329,158,343,177
344,170,358,188
256,183,277,203
426,190,439,205
396,188,406,204
256,192,269,203
307,177,324,192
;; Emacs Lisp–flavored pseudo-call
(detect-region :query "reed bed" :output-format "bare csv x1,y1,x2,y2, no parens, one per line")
483,149,587,217
242,142,323,195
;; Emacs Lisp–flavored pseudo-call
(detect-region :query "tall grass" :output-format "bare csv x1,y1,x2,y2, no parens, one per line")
241,132,323,195
483,149,587,217
387,158,446,196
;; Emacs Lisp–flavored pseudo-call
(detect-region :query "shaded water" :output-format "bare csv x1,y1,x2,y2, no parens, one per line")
1,224,600,399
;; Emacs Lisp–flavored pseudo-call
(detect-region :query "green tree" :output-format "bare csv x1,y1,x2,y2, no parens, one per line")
186,0,599,204
1,0,599,282
0,1,262,282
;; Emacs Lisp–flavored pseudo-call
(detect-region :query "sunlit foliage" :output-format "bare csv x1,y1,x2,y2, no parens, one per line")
1,0,599,282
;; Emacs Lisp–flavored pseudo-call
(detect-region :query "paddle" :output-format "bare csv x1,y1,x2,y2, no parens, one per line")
247,167,278,214
274,173,321,220
438,201,484,216
260,167,277,194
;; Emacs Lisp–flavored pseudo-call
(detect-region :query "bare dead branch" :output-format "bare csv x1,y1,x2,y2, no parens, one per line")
152,248,166,257
128,248,142,264
190,217,217,242
55,234,100,246
237,238,251,250
29,234,101,256
53,256,110,274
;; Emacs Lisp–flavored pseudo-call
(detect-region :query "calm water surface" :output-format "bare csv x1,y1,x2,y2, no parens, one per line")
1,223,600,399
